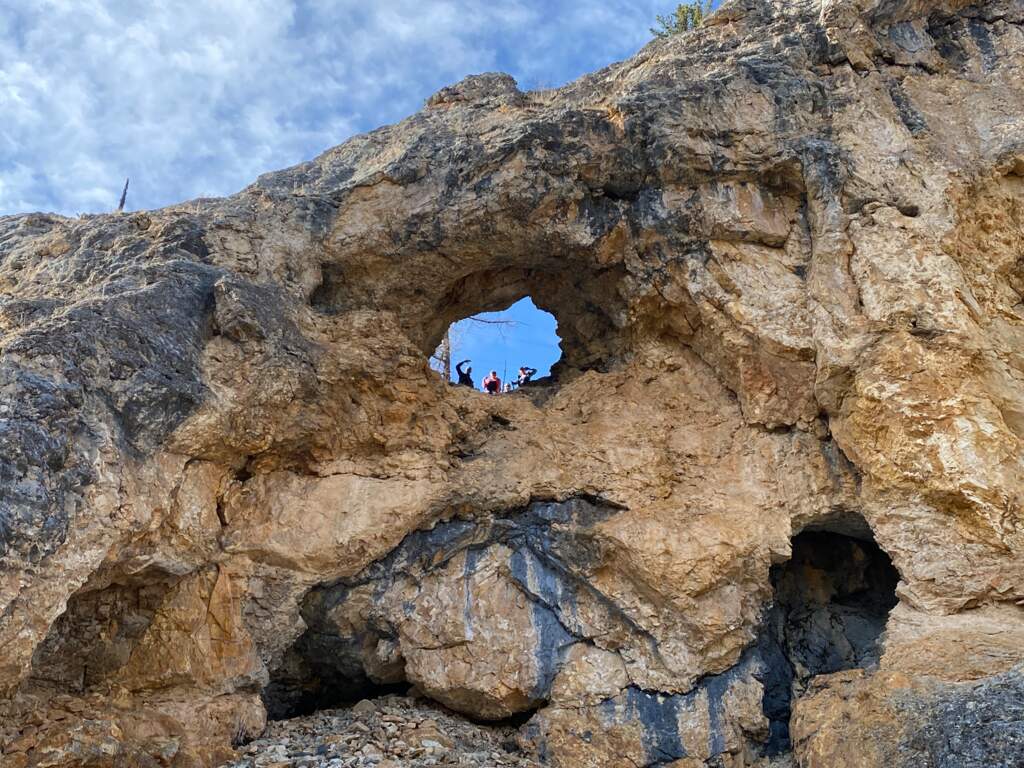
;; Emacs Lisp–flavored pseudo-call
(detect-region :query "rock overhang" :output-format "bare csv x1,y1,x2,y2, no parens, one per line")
1,1,1023,766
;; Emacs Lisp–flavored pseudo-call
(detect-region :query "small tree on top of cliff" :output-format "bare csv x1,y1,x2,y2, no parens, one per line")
651,1,714,37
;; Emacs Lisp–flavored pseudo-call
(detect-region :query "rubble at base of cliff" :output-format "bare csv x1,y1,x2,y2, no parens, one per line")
222,695,541,768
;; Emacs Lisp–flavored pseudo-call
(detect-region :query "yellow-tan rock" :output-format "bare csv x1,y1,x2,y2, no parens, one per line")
1,1,1023,766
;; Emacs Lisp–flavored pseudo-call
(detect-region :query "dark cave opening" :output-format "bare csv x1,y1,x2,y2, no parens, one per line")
758,529,900,755
261,626,411,721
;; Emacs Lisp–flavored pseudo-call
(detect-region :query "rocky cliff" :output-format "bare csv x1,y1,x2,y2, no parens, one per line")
1,0,1023,766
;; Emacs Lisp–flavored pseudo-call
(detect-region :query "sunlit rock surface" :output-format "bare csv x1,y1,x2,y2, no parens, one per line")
1,0,1023,766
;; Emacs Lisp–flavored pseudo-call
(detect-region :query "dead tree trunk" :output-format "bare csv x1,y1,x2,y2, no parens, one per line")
117,178,130,212
440,329,452,381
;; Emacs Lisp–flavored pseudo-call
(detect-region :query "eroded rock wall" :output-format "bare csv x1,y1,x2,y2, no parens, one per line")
1,0,1023,766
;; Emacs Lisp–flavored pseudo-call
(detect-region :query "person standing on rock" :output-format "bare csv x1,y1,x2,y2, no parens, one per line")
482,370,501,394
517,365,537,386
455,359,474,387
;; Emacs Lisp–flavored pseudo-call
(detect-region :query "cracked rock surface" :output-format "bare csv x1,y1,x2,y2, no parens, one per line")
2,0,1024,766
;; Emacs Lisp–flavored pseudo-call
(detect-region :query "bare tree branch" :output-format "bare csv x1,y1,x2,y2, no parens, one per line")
430,313,521,379
465,316,518,326
439,328,451,381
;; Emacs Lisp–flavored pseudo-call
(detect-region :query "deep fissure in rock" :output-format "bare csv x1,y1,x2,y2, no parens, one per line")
759,528,899,754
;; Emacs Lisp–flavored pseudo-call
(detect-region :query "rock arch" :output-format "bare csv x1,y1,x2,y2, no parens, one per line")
1,2,1023,767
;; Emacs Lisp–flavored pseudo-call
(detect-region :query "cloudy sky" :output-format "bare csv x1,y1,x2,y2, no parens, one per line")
1,0,682,216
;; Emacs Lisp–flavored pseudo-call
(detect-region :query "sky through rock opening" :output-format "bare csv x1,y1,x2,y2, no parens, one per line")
440,298,561,387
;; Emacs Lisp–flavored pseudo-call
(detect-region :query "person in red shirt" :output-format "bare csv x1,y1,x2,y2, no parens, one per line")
482,370,501,394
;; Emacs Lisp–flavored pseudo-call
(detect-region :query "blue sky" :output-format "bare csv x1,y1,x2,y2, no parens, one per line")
442,298,561,388
1,0,685,216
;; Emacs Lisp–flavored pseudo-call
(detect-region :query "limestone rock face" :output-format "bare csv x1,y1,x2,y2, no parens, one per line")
791,665,1024,768
2,0,1023,766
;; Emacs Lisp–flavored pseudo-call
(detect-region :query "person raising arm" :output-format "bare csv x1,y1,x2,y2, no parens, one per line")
455,359,474,387
517,365,538,386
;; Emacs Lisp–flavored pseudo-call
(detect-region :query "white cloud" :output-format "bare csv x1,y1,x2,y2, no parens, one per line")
0,0,671,215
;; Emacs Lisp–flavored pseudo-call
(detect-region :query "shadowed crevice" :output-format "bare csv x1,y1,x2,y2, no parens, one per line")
759,528,899,755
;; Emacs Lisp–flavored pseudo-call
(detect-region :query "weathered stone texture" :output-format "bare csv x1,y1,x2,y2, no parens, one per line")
1,0,1023,766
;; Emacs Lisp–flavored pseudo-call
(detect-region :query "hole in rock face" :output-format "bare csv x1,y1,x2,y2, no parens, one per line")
430,297,562,390
422,266,627,374
314,257,628,374
758,529,899,755
261,631,410,720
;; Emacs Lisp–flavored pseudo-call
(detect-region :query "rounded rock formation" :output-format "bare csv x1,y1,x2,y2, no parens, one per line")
1,1,1023,766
